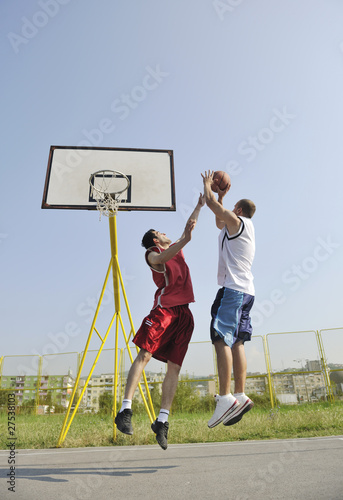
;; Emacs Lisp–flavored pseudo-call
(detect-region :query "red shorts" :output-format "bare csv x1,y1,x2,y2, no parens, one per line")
133,305,194,366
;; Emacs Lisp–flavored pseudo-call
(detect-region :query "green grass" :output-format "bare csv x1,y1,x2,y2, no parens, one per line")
1,401,342,450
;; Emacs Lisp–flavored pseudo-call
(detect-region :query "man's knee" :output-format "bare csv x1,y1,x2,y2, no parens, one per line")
137,348,152,364
167,360,181,375
232,340,244,351
215,337,232,352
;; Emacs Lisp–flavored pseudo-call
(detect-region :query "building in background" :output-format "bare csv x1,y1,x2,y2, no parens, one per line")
1,359,341,411
0,370,75,408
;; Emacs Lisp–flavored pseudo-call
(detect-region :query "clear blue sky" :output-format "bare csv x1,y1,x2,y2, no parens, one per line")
1,0,342,376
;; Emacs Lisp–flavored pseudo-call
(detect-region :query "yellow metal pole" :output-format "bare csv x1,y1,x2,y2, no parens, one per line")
35,356,43,415
109,214,120,441
113,314,119,441
263,336,275,408
76,352,81,381
316,330,334,403
115,253,139,343
108,215,120,313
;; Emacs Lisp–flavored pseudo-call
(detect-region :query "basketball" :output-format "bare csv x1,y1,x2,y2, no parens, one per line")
211,171,231,193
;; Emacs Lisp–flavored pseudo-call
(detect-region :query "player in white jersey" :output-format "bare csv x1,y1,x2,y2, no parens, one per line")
202,171,256,428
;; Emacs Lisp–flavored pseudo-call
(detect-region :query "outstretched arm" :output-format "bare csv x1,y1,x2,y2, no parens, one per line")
148,218,196,267
149,193,204,268
201,171,241,234
189,192,206,223
176,193,205,242
215,193,226,230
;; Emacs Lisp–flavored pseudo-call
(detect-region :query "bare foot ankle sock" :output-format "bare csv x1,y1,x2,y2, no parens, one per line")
120,399,132,412
157,409,169,423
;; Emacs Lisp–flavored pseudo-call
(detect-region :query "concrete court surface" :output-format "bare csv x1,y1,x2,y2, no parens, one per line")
1,436,343,500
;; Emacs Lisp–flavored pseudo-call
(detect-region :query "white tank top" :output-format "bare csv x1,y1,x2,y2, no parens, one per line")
217,216,255,295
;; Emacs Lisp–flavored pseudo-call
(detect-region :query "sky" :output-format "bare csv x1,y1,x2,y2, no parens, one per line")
1,0,343,378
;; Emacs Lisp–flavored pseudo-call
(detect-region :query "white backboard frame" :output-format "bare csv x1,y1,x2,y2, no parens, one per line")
42,146,176,211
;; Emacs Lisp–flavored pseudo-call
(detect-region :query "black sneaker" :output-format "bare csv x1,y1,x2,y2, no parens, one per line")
223,413,243,426
223,398,254,426
151,419,169,450
115,409,133,435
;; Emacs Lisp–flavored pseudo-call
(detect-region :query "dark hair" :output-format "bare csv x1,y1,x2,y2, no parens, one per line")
141,229,157,249
237,199,256,218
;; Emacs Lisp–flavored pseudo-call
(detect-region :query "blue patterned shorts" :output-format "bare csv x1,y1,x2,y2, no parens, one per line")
210,287,255,348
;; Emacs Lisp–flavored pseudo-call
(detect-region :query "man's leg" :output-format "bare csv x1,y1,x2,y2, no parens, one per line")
160,360,181,410
232,340,246,394
124,348,152,400
215,338,233,395
224,340,254,427
115,348,152,435
151,360,181,450
208,339,239,428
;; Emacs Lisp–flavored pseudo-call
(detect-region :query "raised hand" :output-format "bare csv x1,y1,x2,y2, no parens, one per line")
198,193,206,207
184,218,196,241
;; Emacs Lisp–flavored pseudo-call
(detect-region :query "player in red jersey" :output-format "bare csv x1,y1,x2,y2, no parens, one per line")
115,194,205,449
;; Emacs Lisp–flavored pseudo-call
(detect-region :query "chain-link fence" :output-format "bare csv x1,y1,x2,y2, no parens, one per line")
1,328,342,414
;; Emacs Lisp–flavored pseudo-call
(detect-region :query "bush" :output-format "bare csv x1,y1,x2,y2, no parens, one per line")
54,404,66,414
0,390,13,408
199,393,216,412
246,392,272,409
149,385,161,409
19,399,36,415
98,392,113,415
172,380,201,413
132,398,146,414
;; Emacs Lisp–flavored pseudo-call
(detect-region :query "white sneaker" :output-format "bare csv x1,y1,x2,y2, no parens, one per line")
223,396,254,426
208,395,239,428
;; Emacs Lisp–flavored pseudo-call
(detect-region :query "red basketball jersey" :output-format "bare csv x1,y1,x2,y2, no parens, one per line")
145,245,195,308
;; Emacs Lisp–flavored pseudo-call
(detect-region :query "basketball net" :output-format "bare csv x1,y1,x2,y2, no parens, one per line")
89,170,130,219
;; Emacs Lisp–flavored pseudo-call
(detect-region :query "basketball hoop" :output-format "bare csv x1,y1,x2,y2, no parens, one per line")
89,170,130,218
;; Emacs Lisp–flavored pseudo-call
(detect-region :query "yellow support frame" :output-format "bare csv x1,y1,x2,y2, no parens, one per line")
35,356,43,413
316,330,334,403
57,214,155,447
263,336,276,408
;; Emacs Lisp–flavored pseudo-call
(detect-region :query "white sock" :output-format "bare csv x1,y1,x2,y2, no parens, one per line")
120,399,132,412
157,409,169,423
234,392,247,401
219,392,236,402
219,393,235,401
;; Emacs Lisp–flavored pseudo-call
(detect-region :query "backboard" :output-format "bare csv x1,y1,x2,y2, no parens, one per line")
41,146,175,211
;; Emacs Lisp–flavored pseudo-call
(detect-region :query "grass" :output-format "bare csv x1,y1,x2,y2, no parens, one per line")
0,401,342,450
